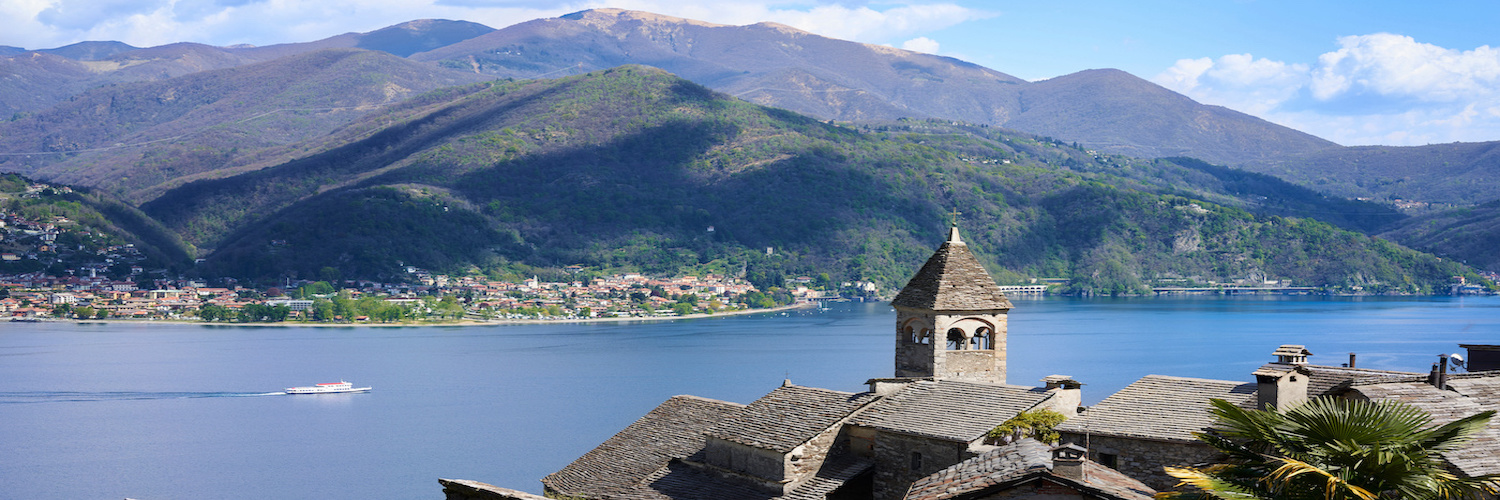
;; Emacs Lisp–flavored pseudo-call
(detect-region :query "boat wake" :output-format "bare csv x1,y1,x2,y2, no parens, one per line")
0,391,286,404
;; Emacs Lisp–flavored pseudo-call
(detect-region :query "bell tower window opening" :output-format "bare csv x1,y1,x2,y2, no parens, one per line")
946,328,967,350
974,327,993,350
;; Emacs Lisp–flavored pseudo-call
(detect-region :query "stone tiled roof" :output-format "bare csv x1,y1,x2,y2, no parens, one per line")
1055,375,1256,443
704,384,878,453
609,454,875,500
848,380,1052,442
1349,379,1500,477
904,439,1155,500
1303,365,1422,396
542,395,745,498
891,229,1013,312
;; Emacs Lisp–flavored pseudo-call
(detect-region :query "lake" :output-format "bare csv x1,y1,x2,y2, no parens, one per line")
3,295,1498,499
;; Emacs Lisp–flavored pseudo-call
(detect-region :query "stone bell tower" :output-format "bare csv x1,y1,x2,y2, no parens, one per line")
890,225,1014,384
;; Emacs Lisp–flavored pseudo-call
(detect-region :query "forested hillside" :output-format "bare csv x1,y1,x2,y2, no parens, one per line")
137,66,1476,293
0,48,491,202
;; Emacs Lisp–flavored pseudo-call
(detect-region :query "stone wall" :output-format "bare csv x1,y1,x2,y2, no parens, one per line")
703,436,787,489
1056,433,1215,491
439,479,549,500
868,430,966,500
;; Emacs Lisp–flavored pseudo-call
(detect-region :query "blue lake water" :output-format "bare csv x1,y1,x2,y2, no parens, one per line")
3,295,1499,499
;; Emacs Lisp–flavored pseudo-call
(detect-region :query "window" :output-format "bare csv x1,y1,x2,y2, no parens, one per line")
904,325,917,344
946,328,966,350
910,451,923,471
1098,452,1118,469
974,327,993,350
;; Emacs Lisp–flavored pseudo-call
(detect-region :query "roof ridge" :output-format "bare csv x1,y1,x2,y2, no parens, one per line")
668,394,746,407
1138,374,1247,385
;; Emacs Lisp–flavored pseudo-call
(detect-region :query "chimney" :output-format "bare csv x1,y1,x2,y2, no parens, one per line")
1273,345,1310,365
1051,443,1088,481
1255,345,1312,411
1040,375,1083,414
1348,352,1356,368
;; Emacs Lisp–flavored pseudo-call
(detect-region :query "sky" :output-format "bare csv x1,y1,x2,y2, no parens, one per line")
3,0,1498,147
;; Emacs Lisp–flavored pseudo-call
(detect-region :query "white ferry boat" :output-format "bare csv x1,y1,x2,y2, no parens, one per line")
284,381,371,394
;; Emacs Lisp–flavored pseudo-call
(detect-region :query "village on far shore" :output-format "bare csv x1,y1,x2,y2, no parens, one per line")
0,266,880,323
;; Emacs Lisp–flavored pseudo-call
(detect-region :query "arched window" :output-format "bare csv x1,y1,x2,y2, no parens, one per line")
947,328,967,350
918,328,931,345
974,327,993,350
904,325,917,344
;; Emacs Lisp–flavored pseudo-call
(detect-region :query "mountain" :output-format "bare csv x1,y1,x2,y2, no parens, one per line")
1007,70,1337,162
136,66,1474,293
0,20,493,116
0,48,492,203
38,41,140,60
1380,200,1500,271
411,8,1337,166
0,43,272,116
1240,141,1500,205
226,19,495,60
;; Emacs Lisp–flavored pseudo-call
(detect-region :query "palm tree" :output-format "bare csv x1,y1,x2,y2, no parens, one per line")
1159,397,1500,500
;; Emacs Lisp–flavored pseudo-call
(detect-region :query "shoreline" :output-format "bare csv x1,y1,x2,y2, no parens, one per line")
49,301,822,328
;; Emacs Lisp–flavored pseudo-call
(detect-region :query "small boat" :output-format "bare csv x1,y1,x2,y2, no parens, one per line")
284,381,371,394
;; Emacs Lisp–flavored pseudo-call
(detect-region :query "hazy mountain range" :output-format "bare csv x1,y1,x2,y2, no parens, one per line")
0,8,1496,279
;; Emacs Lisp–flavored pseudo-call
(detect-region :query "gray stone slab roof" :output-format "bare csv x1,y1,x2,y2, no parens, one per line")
891,231,1013,312
904,439,1155,500
1303,365,1422,396
848,379,1052,442
542,395,745,499
704,384,878,453
1349,379,1500,477
610,454,876,500
1055,375,1256,443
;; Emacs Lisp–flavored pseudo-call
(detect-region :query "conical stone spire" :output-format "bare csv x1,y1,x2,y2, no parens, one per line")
891,226,1012,311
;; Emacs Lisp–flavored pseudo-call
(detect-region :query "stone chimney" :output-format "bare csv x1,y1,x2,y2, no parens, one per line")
1254,345,1311,411
1041,375,1084,414
1051,443,1088,481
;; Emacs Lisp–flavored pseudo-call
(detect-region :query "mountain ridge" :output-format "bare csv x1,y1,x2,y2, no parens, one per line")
133,67,1475,292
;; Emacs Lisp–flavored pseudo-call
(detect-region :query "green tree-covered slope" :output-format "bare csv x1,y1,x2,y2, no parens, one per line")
141,66,1479,293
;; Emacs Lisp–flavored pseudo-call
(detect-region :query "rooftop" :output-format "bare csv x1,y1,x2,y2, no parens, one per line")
704,384,878,453
542,395,744,498
1055,375,1256,443
849,379,1052,442
904,439,1154,500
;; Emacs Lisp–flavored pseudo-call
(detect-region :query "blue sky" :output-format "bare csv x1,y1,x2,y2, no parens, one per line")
3,0,1498,147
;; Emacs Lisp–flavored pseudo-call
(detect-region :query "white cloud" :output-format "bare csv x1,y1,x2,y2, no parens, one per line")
901,36,939,54
1154,34,1500,146
1311,33,1500,102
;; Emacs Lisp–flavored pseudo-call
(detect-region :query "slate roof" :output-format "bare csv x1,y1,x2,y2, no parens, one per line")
612,454,875,500
704,384,878,453
848,380,1053,442
1055,375,1257,443
1349,378,1500,477
1303,365,1422,396
904,439,1155,500
542,395,745,499
891,228,1013,312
